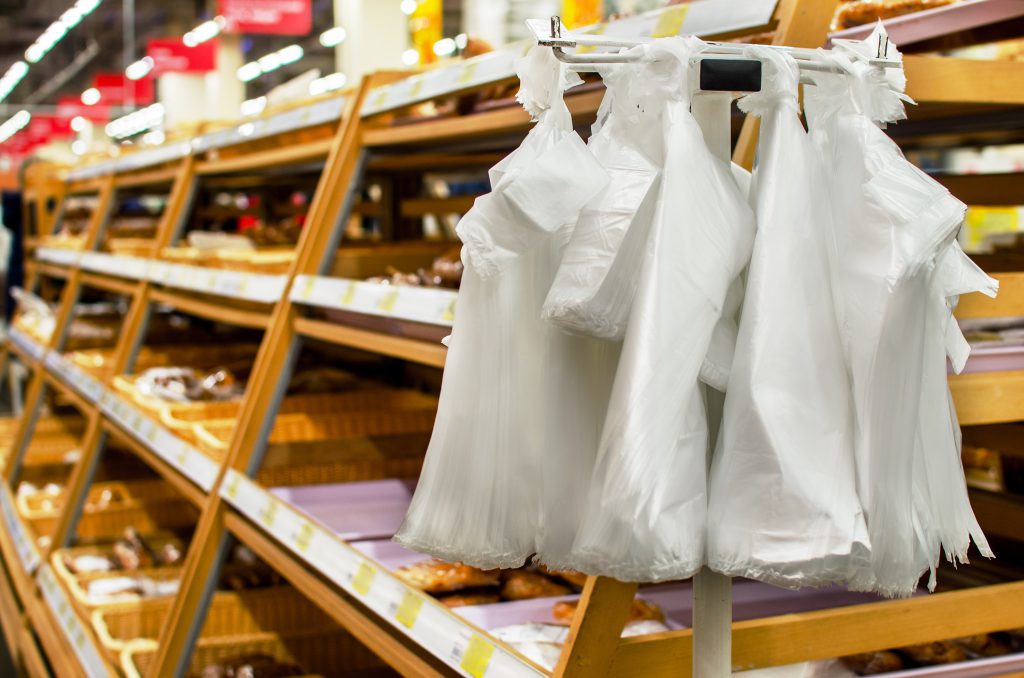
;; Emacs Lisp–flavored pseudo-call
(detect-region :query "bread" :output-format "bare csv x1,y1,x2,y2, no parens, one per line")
438,591,501,608
500,571,571,601
552,598,665,625
899,641,968,665
841,651,905,674
395,560,501,593
834,0,956,30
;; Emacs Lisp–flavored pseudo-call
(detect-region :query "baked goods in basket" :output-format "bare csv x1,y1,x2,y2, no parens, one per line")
394,560,500,593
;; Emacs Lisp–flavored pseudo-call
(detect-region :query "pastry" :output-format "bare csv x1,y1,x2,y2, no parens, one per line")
899,641,968,665
552,598,664,625
394,560,500,593
841,651,905,674
438,591,501,608
501,571,571,601
538,565,588,589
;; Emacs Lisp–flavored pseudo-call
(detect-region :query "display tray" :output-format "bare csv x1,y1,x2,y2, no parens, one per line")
956,343,1024,374
270,479,416,541
322,307,451,344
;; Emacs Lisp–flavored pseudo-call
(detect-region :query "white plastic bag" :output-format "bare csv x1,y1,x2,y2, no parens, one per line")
567,37,755,582
541,65,663,340
805,29,995,595
394,46,611,569
707,47,870,588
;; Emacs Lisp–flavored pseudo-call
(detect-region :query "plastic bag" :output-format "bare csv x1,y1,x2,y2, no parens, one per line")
707,47,870,588
567,37,756,582
805,29,995,595
394,46,611,569
541,64,663,340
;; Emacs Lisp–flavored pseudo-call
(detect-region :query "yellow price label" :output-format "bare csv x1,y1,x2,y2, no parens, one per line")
259,498,278,527
457,62,479,85
295,522,314,552
238,276,249,293
341,282,357,305
652,5,689,38
206,273,217,287
442,298,456,323
371,88,389,109
352,562,376,595
409,78,425,98
299,277,315,301
394,591,423,629
225,474,241,500
460,635,494,678
73,629,85,649
176,447,188,466
377,289,399,313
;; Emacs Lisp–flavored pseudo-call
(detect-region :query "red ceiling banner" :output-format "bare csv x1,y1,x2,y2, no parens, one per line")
147,38,217,75
92,73,155,105
57,96,110,122
218,0,312,35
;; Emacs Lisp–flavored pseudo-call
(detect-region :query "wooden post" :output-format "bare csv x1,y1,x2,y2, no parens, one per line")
556,577,640,678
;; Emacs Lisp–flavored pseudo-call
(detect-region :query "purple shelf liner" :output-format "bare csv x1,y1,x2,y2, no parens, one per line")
954,344,1024,374
270,479,416,541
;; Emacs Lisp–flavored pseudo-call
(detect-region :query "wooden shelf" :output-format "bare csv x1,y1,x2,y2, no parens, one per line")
149,287,272,330
295,316,447,368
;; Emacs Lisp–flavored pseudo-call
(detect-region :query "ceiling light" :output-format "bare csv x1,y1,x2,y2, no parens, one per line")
183,16,225,47
80,87,100,105
69,115,88,132
455,33,468,49
433,38,456,57
276,44,303,65
257,53,281,71
309,72,347,96
401,49,420,66
240,96,267,117
105,102,163,139
25,45,45,63
0,110,31,143
125,56,154,80
400,0,418,15
237,62,262,82
319,26,347,47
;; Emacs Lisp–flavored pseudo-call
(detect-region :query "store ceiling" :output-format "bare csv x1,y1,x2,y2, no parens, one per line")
0,0,338,114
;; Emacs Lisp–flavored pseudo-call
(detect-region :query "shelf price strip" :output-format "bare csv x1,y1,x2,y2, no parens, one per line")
36,247,82,267
36,564,110,677
45,351,106,404
9,326,46,362
79,253,151,281
291,275,457,328
220,470,543,678
0,484,41,574
152,263,288,304
98,390,218,491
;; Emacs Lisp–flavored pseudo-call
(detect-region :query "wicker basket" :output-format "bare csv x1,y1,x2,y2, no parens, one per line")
121,628,379,678
52,545,184,616
91,586,333,655
193,406,437,460
17,479,196,541
214,247,296,274
107,238,155,257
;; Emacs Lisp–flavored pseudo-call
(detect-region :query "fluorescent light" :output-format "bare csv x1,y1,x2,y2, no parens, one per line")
80,87,101,105
240,96,267,117
309,72,347,96
433,38,456,57
141,130,165,145
257,53,281,71
400,0,418,15
105,102,164,139
0,61,29,103
455,33,468,49
125,56,154,80
25,45,45,63
69,115,88,132
183,16,225,47
59,7,84,28
319,26,347,47
401,49,420,66
74,0,101,14
20,1,101,70
0,110,31,143
238,122,255,137
277,44,303,65
8,62,29,80
236,62,262,82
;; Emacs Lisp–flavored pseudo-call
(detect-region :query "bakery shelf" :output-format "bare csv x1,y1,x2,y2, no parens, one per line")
291,275,456,329
9,326,47,364
31,259,72,280
219,470,546,678
0,483,42,576
36,246,83,268
294,316,447,368
828,0,1024,47
35,563,115,677
150,261,289,305
148,287,273,330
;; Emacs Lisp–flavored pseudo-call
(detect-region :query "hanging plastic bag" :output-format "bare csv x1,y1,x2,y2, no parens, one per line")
567,37,756,582
395,46,611,569
805,28,995,595
707,47,870,589
541,65,663,341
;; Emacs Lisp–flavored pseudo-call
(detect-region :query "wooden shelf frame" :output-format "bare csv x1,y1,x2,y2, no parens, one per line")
5,2,1024,676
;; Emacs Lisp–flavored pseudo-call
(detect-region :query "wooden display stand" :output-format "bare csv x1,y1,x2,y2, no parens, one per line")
3,1,1024,676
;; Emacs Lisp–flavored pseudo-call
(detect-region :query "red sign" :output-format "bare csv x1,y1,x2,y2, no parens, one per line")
57,96,110,122
26,115,73,141
92,73,155,105
218,0,312,35
147,38,217,75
